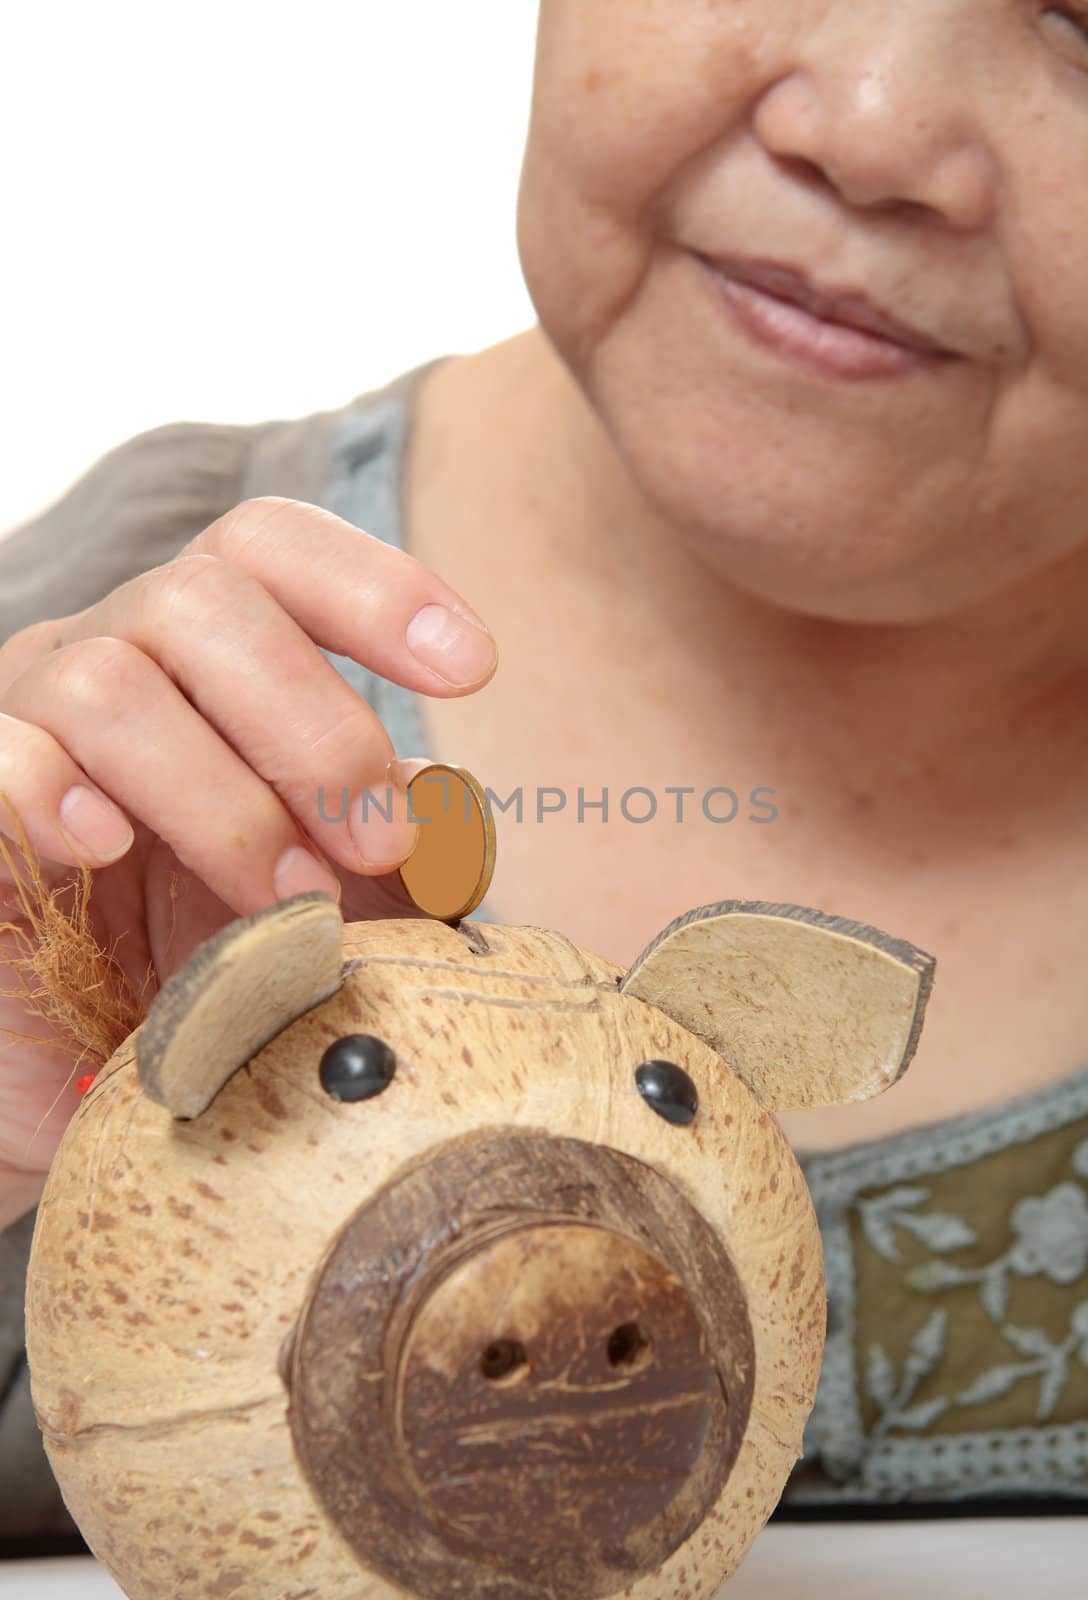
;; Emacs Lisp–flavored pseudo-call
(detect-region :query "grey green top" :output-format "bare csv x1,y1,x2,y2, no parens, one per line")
1,358,1086,1550
319,362,1088,1511
316,367,497,926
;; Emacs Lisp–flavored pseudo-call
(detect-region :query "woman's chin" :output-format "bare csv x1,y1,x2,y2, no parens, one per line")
668,514,976,626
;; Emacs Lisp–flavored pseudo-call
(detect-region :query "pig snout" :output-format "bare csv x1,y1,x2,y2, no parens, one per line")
286,1132,754,1600
396,1222,720,1548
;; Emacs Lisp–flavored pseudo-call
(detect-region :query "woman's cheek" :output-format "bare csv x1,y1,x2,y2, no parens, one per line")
517,90,731,354
529,3,759,216
517,149,648,363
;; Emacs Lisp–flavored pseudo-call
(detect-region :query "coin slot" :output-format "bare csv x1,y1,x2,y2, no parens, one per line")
479,1338,531,1385
607,1321,653,1371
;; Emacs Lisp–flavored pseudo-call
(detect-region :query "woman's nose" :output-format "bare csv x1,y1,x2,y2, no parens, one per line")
750,8,998,231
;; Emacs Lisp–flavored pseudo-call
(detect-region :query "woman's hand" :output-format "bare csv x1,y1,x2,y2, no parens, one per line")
0,496,498,1225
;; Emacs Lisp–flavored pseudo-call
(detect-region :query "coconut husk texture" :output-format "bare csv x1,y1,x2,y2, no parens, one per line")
0,792,155,1101
7,801,935,1600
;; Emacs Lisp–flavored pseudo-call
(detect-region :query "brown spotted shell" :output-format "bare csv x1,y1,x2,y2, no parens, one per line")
25,915,826,1600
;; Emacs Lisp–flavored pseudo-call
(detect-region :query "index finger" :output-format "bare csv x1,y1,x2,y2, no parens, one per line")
189,496,499,693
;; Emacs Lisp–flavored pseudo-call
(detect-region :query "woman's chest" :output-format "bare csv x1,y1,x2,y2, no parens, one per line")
400,351,1088,1151
415,679,1088,1154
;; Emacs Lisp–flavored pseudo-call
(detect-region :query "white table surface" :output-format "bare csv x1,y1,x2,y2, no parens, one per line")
0,1520,1080,1598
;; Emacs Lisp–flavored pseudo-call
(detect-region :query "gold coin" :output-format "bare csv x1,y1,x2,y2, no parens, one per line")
397,763,496,923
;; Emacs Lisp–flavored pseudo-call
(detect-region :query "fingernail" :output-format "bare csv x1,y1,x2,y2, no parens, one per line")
58,785,134,862
406,604,496,687
273,844,342,903
385,756,435,789
348,785,419,869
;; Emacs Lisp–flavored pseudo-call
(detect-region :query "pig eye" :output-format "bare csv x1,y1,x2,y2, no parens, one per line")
319,1034,397,1102
634,1060,698,1127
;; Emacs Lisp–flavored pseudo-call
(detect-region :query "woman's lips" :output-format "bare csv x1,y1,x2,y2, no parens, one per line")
699,257,953,382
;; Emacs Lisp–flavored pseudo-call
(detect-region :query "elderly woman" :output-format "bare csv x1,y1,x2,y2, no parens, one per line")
2,0,1087,1550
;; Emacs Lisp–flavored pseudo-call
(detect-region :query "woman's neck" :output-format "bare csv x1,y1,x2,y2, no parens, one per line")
496,325,1088,794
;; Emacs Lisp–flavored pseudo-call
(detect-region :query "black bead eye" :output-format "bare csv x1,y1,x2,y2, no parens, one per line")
319,1034,397,1102
635,1060,698,1126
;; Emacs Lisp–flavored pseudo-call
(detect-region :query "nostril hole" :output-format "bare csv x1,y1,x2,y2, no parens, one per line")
480,1338,530,1385
607,1321,653,1371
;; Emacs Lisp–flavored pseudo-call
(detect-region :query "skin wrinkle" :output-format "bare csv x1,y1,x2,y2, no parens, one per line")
514,0,1088,782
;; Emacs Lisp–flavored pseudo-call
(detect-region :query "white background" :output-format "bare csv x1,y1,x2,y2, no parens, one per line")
0,2,539,538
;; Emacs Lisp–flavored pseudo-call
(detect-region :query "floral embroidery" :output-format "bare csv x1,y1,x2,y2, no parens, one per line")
792,1075,1088,1505
908,1180,1088,1320
1010,1184,1088,1283
953,1305,1088,1422
865,1311,951,1434
856,1185,976,1264
1072,1137,1088,1181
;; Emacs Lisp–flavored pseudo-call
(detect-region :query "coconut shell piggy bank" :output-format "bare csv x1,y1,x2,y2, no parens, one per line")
26,891,934,1600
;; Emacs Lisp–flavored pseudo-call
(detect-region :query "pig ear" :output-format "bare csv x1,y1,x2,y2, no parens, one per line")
620,900,935,1112
136,891,345,1120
